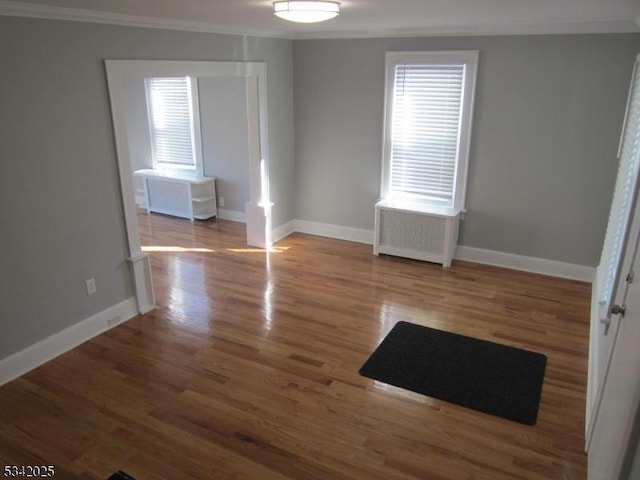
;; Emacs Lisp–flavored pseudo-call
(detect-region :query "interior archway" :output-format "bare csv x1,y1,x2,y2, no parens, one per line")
105,59,271,313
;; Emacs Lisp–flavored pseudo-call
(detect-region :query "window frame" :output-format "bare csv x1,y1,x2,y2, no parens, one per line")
145,75,204,175
380,50,479,211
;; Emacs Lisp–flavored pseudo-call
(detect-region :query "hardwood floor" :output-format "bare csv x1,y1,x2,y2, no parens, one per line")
0,212,591,479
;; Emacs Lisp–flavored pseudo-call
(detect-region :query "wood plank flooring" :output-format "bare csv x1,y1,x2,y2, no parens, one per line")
0,212,591,479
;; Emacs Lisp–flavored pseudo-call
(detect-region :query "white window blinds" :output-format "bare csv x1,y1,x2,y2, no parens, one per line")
145,76,197,169
598,59,640,311
382,51,478,211
389,64,465,203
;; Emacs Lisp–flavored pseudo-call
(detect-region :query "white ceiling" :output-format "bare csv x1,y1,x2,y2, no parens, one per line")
1,0,639,38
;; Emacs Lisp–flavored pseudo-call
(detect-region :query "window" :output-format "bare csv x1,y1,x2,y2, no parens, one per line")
145,76,203,173
598,57,640,312
381,51,479,210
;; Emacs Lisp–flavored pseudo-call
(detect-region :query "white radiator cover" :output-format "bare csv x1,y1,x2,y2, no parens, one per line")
147,177,191,215
134,169,217,221
374,200,460,267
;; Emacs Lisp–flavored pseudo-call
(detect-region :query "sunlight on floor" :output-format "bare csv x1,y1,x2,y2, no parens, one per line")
142,246,215,253
142,246,291,254
227,246,290,253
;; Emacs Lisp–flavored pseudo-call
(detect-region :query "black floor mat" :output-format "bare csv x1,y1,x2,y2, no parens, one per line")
359,321,547,425
107,472,136,480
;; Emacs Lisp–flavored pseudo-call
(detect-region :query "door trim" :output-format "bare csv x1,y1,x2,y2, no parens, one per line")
104,59,270,313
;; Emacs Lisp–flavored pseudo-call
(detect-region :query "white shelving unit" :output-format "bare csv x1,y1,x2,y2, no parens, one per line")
134,169,217,221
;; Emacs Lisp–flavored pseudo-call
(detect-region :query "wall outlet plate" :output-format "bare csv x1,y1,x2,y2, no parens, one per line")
85,278,96,295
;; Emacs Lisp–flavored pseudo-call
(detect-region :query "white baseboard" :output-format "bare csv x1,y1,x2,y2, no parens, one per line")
272,220,296,244
455,245,595,282
0,297,138,386
218,208,246,223
277,219,594,282
294,219,374,245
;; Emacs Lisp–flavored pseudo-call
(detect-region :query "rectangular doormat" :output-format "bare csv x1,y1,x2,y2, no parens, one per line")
107,472,136,480
359,321,547,425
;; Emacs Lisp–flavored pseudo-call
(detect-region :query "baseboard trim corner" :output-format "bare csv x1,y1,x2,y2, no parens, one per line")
272,220,296,244
0,297,138,386
294,219,374,245
455,245,595,282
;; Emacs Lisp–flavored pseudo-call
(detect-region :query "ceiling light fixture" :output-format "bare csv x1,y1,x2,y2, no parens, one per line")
273,1,340,23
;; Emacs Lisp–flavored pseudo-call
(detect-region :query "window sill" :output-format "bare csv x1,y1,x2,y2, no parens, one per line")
375,199,461,219
134,168,211,184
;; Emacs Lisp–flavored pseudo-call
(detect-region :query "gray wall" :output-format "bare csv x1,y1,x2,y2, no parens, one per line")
0,15,294,360
200,77,250,214
293,34,640,266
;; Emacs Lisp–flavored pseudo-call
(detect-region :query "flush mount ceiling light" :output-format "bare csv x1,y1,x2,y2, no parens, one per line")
273,1,340,23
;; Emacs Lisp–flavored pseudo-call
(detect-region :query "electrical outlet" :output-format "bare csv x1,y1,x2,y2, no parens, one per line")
219,196,225,207
85,278,96,295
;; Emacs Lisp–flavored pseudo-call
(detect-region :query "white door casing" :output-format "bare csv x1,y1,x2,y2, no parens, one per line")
245,74,272,249
588,116,640,477
586,52,640,479
587,197,640,479
587,53,640,449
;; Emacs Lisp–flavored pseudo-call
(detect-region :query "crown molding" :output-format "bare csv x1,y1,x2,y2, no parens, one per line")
0,0,292,38
291,20,640,40
0,0,637,40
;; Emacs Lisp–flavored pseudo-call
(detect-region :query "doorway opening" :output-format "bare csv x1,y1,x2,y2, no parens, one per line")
105,60,271,313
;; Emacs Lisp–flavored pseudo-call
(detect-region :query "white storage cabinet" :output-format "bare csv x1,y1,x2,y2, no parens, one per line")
134,169,217,221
